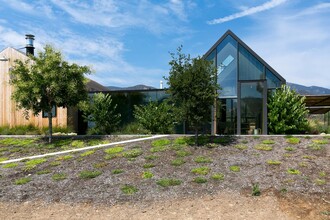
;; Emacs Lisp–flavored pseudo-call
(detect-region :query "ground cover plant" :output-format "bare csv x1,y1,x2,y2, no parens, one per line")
0,135,329,219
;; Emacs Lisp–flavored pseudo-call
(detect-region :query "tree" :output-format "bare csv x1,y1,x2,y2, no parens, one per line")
268,85,309,134
10,45,91,142
134,100,175,134
84,93,121,134
164,46,219,144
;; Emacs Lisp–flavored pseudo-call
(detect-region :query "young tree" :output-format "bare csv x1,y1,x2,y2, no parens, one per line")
84,93,121,134
165,46,219,144
268,85,309,134
10,45,91,142
134,100,175,134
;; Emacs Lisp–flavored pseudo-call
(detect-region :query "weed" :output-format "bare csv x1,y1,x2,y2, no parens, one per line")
284,135,293,139
262,140,275,145
284,147,295,151
142,171,153,179
123,149,143,158
0,147,8,153
298,162,308,167
312,139,328,145
87,139,109,146
230,165,240,172
254,144,273,151
191,166,210,175
315,179,326,185
143,163,155,169
193,177,207,184
287,168,300,175
151,139,171,147
308,144,323,150
302,155,315,160
50,161,61,166
104,154,119,160
170,144,186,151
319,171,326,177
56,155,73,161
121,185,138,195
52,173,67,181
15,177,31,185
2,163,18,168
173,137,192,145
171,158,185,166
321,211,330,216
234,144,248,150
283,153,292,158
176,150,192,157
144,155,158,161
71,140,85,148
266,160,282,165
25,158,47,168
104,146,124,155
93,162,108,169
150,145,169,153
80,150,95,157
156,178,182,187
286,137,300,144
79,170,102,179
280,188,287,194
211,173,224,180
0,138,36,146
252,183,261,196
194,156,212,163
36,170,51,175
112,169,124,174
0,157,9,162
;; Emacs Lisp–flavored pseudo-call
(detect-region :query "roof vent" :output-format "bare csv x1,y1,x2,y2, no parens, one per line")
25,34,35,56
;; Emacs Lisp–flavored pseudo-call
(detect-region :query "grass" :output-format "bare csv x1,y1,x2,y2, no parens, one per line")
121,185,138,195
312,139,328,145
56,155,73,161
2,163,18,168
112,169,124,174
194,156,212,163
24,158,47,170
287,168,300,175
0,157,9,162
143,163,155,169
50,161,61,166
80,150,95,157
15,177,31,185
319,171,326,177
266,160,282,165
193,177,207,184
0,138,37,146
171,158,185,166
191,166,210,175
315,179,326,185
284,147,295,151
211,173,224,180
142,171,153,179
93,162,108,169
173,137,192,145
308,144,324,151
262,140,275,145
302,155,315,160
104,146,124,155
36,169,51,175
230,165,240,172
123,149,143,158
234,144,248,150
144,155,159,161
79,170,102,179
254,144,273,151
52,173,67,181
156,178,182,187
71,140,85,148
286,137,300,144
150,145,169,153
176,150,192,157
151,139,171,147
252,183,261,196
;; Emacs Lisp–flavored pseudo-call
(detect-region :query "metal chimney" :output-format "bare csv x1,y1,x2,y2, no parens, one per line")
25,34,35,56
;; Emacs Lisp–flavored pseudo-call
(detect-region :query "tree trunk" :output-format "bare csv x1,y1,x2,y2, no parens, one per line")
48,111,53,143
195,127,199,146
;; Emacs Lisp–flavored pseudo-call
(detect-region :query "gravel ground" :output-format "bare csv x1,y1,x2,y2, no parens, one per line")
0,135,329,219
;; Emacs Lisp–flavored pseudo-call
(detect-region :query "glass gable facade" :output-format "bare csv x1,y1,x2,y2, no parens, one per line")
205,30,285,135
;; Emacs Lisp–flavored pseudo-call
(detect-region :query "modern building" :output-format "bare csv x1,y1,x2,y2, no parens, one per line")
204,30,286,135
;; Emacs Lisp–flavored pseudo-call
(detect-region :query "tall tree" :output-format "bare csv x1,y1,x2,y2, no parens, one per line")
165,46,219,144
268,85,309,134
10,45,91,142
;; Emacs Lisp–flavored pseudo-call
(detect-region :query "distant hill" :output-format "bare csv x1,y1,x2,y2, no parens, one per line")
287,83,330,95
107,84,156,91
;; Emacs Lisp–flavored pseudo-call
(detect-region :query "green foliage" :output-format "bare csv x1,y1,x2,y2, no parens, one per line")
286,137,300,144
145,155,158,161
171,158,186,166
112,169,124,174
52,173,67,181
80,150,95,157
121,185,138,195
79,170,102,179
287,168,300,175
151,139,171,147
25,158,47,167
0,138,37,146
10,45,91,142
134,101,175,134
315,179,326,185
0,125,41,135
193,177,207,184
176,149,192,157
266,160,282,165
173,137,193,145
142,171,154,179
284,147,295,151
191,166,210,175
156,178,182,187
252,184,261,196
93,162,108,169
0,157,9,162
123,149,143,158
211,173,224,180
254,144,273,151
104,146,124,155
262,140,275,145
2,163,18,168
194,156,212,163
15,177,31,185
268,85,309,134
312,139,328,144
56,155,73,161
119,122,150,134
143,163,155,168
70,140,85,148
165,46,219,144
36,169,51,175
84,93,121,134
230,165,240,172
234,144,248,150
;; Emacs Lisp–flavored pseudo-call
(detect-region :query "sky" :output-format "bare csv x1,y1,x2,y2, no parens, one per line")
0,0,329,89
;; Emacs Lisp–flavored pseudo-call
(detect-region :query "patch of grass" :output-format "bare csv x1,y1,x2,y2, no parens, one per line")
173,137,192,145
71,140,85,148
112,169,124,174
36,169,51,175
315,179,326,185
302,155,315,160
80,150,95,157
191,166,210,175
79,170,102,179
142,171,153,179
230,165,240,172
262,140,275,145
0,147,8,153
15,177,31,185
252,183,261,196
234,144,248,150
176,150,192,157
0,138,37,146
194,156,212,164
56,155,73,161
104,146,124,155
286,137,300,144
123,149,143,158
151,139,171,147
312,139,328,144
284,147,295,151
0,157,9,162
171,158,185,166
308,144,323,151
121,185,138,195
144,155,158,161
266,160,282,165
50,161,61,166
298,162,308,167
150,145,169,153
25,158,47,169
319,171,326,177
193,176,207,184
241,140,249,144
87,139,109,146
304,136,312,139
253,136,260,139
156,178,182,187
52,173,67,181
143,163,155,169
287,168,300,175
93,162,108,169
211,173,224,181
254,144,273,151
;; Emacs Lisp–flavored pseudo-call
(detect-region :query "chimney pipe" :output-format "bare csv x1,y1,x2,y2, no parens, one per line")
25,34,35,56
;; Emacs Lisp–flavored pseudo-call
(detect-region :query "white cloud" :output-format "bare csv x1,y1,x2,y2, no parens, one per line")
207,0,288,24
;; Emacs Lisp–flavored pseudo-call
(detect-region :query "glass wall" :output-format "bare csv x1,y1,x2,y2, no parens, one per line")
238,45,265,80
266,68,281,89
218,99,237,134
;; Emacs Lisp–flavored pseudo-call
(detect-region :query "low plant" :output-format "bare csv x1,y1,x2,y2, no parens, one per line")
36,169,51,175
254,144,273,151
252,183,261,196
123,149,143,158
71,140,85,148
241,140,249,144
87,139,109,146
262,140,275,145
308,144,323,150
50,161,61,166
211,173,224,180
151,139,171,147
319,171,326,177
156,178,182,187
143,163,155,169
266,160,282,165
312,139,328,145
194,156,212,164
234,144,248,150
0,157,8,162
121,185,138,195
173,137,192,145
298,162,308,167
176,150,192,157
230,165,240,172
315,179,326,185
112,169,124,174
0,138,37,146
287,168,300,175
284,147,295,151
79,170,102,179
193,177,207,184
142,171,153,179
2,163,18,168
25,158,47,166
56,155,73,161
52,173,67,181
15,177,31,185
93,162,108,169
302,155,315,160
80,150,95,157
191,166,210,175
171,158,185,166
286,137,300,144
150,145,169,153
104,146,124,155
144,155,158,161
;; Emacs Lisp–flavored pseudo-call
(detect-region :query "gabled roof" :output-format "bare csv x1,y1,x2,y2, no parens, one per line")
204,30,285,83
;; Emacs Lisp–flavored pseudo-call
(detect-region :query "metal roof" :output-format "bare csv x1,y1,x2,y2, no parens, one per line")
304,95,330,114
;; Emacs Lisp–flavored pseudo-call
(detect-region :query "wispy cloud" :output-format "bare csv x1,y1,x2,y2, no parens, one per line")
207,0,288,24
289,2,330,18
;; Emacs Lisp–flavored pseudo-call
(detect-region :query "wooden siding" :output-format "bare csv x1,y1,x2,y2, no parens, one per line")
0,47,68,128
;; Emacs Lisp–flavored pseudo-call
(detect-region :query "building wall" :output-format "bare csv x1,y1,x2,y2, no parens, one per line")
0,47,68,128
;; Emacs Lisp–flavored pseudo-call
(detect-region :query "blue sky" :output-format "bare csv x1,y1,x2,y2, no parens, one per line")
0,0,329,89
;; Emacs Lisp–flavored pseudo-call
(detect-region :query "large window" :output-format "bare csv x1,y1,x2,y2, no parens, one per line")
239,45,264,80
266,68,281,89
